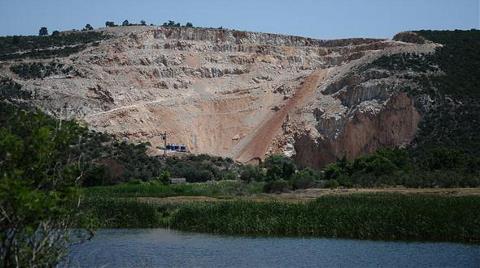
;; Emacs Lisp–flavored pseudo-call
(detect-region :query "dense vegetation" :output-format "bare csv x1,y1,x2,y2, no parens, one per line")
83,194,480,243
10,61,78,79
0,101,91,266
0,77,31,101
84,180,263,199
0,31,108,60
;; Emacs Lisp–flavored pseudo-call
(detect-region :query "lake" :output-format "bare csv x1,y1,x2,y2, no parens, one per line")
64,229,480,267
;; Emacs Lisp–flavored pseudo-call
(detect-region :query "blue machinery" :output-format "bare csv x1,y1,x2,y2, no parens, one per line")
159,132,188,156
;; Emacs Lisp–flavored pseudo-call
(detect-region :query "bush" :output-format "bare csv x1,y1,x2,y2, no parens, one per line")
239,164,264,182
156,170,171,185
263,155,296,181
263,179,290,193
324,179,339,189
290,168,317,190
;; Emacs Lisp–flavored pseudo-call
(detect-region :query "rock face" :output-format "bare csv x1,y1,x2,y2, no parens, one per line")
0,26,439,168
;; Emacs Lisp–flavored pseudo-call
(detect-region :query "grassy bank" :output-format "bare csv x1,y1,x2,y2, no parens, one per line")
82,193,480,243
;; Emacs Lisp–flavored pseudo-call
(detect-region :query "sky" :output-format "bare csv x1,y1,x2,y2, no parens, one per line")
0,0,478,39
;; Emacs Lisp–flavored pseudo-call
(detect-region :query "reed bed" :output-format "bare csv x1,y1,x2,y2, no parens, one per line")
83,193,480,243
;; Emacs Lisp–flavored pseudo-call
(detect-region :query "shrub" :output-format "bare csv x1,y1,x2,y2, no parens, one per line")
240,164,264,182
156,170,171,185
290,168,317,189
324,179,339,189
263,179,290,193
263,155,296,181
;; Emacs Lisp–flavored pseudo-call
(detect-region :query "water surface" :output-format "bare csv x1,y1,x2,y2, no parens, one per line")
65,228,480,267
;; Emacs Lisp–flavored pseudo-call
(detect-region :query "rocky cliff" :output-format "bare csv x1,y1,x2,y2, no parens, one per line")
0,26,439,168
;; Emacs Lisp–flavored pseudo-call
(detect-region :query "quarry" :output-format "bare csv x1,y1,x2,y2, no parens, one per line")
0,26,438,168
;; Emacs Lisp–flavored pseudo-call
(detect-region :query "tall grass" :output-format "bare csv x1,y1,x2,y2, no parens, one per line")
169,194,480,243
82,193,480,243
81,197,163,228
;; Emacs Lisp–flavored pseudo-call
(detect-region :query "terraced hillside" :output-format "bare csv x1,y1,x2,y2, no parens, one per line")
0,27,442,167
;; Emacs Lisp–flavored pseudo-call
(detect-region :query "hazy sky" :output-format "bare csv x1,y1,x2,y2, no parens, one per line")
0,0,478,38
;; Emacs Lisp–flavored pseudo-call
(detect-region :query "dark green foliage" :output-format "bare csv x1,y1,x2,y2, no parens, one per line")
164,154,237,183
83,24,94,31
167,194,480,243
239,164,264,183
10,61,77,79
0,31,108,60
185,22,193,27
156,170,171,185
0,101,91,266
263,155,296,181
324,179,339,189
140,20,146,26
0,77,31,100
323,148,479,188
122,20,130,26
39,27,48,36
163,20,181,27
105,21,116,27
290,168,317,190
263,179,290,193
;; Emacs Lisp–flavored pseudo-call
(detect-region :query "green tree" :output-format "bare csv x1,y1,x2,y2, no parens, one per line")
140,20,146,26
263,155,296,181
240,165,264,183
83,24,94,31
290,168,317,189
39,27,48,36
122,20,130,26
185,22,193,27
0,103,92,266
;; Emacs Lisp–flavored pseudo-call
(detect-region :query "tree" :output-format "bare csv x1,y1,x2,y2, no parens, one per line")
156,170,170,185
51,30,60,37
83,24,94,31
185,22,193,27
140,20,146,26
105,21,116,27
263,155,296,181
290,168,317,189
0,103,92,267
240,165,264,183
122,20,130,26
39,27,48,36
